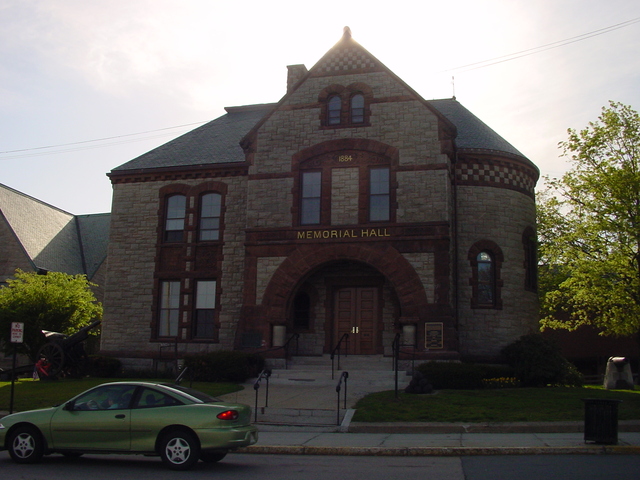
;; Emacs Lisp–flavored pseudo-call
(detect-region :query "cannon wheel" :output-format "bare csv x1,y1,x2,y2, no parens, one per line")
36,343,64,377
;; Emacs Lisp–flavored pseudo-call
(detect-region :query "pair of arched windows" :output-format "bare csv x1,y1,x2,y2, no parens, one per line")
327,93,365,126
163,193,222,243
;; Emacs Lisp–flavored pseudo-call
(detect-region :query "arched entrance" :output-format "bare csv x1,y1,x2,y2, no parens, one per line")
259,244,429,355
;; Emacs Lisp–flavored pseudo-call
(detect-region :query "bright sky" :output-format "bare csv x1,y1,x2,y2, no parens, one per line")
2,0,640,214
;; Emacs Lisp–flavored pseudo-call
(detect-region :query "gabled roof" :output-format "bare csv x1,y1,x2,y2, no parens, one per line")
110,29,532,174
0,183,110,278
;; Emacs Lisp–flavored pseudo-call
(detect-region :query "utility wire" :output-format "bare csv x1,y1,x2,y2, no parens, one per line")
0,121,208,160
2,16,639,160
444,16,640,73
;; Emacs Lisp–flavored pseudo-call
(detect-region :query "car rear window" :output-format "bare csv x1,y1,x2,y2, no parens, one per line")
160,384,220,403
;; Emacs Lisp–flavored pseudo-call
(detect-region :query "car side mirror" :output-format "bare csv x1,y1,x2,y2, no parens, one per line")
63,400,76,411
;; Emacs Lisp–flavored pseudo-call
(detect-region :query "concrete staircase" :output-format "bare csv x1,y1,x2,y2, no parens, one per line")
248,355,406,431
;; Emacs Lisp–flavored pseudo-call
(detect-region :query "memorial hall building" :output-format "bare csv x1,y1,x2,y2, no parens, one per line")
100,29,540,368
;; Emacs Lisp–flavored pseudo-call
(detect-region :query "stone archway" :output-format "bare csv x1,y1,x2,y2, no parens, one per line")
260,243,428,323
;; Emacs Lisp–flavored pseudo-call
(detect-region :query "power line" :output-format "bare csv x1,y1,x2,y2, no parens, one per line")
2,16,638,160
444,16,640,73
0,121,208,160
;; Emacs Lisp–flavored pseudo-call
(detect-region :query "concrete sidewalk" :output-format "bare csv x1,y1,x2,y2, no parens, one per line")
222,378,640,455
242,429,640,456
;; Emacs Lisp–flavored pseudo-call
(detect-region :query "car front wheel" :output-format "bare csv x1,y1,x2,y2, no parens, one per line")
8,426,45,464
159,429,200,470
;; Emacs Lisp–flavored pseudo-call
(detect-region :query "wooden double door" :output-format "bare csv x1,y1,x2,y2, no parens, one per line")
333,287,380,355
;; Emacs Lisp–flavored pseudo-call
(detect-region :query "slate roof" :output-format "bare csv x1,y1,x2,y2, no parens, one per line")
111,104,275,173
429,98,531,162
111,98,531,174
0,183,110,279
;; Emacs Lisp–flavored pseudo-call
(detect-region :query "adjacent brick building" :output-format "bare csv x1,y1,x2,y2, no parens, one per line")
101,29,540,368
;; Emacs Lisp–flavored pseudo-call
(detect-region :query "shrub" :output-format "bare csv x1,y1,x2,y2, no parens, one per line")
501,334,583,387
415,362,515,389
88,355,122,378
182,351,265,383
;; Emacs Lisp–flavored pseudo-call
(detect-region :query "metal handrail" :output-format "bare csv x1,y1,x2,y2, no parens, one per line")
281,333,300,369
253,368,272,422
330,333,349,379
392,333,401,397
254,333,300,369
392,333,418,397
335,371,349,425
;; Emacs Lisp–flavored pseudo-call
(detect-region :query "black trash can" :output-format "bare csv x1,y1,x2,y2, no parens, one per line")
582,398,622,445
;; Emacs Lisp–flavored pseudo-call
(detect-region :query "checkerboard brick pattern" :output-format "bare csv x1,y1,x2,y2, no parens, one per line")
456,159,537,196
315,46,378,75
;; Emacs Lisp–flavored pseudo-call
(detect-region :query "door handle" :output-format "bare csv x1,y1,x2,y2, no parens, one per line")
115,414,126,419
351,327,359,334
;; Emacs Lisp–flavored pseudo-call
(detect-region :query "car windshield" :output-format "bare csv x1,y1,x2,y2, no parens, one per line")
160,384,220,403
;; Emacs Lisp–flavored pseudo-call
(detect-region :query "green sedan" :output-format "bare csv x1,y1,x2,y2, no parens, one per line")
0,381,258,470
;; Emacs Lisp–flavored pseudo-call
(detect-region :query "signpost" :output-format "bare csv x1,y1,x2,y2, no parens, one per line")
9,322,24,414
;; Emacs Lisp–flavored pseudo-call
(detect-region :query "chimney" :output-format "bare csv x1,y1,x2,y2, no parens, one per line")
287,64,308,93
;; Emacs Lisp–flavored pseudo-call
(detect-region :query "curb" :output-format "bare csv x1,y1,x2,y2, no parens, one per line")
238,445,640,456
348,420,640,434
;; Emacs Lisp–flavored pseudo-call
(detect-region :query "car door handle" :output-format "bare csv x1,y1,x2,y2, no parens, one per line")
115,414,126,419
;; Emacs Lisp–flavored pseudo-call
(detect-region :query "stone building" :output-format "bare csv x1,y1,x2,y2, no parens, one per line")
0,183,109,295
101,29,540,368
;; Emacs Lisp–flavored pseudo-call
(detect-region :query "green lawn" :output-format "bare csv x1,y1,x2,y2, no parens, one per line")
352,386,640,423
0,378,242,412
3,378,640,424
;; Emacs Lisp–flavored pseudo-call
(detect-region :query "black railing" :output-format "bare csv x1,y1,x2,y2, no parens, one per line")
335,371,349,426
255,333,300,369
280,333,300,369
330,333,349,379
253,368,272,422
392,332,418,398
392,333,401,397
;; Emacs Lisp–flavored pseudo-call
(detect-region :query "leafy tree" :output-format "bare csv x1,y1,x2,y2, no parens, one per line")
538,101,640,337
0,269,103,361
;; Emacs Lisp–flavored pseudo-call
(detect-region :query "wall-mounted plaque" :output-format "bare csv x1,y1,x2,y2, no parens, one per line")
424,322,443,349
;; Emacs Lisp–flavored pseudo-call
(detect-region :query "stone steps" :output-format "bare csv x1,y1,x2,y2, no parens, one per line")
246,355,404,430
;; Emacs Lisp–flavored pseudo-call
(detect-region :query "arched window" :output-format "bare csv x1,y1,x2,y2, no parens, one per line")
164,195,186,242
468,241,503,309
476,251,495,305
350,94,365,123
327,95,341,125
199,193,222,241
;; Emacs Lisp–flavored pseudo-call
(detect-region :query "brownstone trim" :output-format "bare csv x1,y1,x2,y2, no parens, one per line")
109,163,249,184
259,243,429,324
291,138,400,227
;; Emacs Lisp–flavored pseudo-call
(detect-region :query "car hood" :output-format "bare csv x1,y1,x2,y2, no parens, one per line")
1,406,57,427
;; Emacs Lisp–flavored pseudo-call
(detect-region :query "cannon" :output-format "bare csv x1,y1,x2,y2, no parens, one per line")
35,319,101,378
